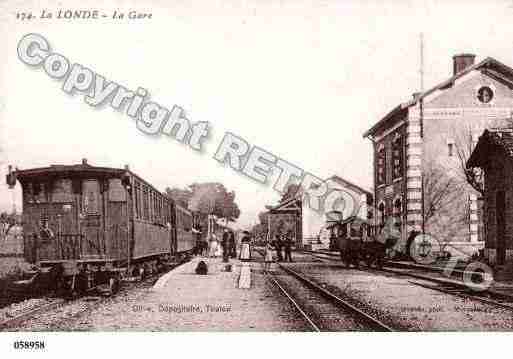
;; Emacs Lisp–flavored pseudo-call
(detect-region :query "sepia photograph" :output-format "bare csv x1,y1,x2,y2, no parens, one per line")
0,0,512,357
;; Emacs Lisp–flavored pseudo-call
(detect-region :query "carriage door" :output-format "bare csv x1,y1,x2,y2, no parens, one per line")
496,191,506,265
82,180,105,258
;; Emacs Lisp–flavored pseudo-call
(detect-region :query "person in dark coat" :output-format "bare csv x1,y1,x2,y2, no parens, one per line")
273,234,283,262
228,231,236,258
283,232,293,262
221,229,230,262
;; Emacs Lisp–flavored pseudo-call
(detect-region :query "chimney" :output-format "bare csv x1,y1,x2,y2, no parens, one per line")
453,54,475,75
82,158,88,165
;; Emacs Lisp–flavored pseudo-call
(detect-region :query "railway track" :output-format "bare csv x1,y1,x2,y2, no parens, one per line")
0,260,187,331
300,249,513,312
256,249,393,331
0,298,67,330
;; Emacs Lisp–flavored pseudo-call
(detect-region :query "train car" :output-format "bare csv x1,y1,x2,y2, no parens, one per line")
332,216,388,269
5,159,196,293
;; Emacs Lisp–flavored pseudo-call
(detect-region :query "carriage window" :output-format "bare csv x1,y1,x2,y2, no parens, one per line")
24,182,34,203
33,182,48,203
158,197,163,224
134,182,140,219
143,186,149,220
83,180,100,214
52,179,73,203
153,192,157,222
108,178,126,202
149,191,153,221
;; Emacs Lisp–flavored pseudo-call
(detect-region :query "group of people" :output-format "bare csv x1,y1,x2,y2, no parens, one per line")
263,232,294,271
195,228,254,262
202,229,237,260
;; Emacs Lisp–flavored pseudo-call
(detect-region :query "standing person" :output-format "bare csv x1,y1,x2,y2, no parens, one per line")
239,231,252,261
228,231,236,258
273,234,283,262
221,229,230,262
209,233,218,258
263,241,273,272
283,232,293,262
215,233,223,258
193,226,203,256
201,234,209,257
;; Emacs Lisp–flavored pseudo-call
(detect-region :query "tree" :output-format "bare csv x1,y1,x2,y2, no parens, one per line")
164,187,193,208
454,126,484,196
422,160,470,244
0,212,17,239
188,183,240,224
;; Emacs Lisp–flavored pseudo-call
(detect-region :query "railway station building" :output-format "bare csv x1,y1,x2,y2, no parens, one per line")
364,54,513,258
267,175,372,249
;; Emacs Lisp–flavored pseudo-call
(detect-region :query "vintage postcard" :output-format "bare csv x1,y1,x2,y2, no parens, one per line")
0,0,512,356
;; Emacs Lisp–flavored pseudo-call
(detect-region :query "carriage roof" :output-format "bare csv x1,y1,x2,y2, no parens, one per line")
12,162,175,206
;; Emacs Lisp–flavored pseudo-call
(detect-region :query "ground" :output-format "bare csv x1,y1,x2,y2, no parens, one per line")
11,256,310,331
4,250,513,331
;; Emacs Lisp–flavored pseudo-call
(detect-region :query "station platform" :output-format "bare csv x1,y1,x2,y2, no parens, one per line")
80,255,305,331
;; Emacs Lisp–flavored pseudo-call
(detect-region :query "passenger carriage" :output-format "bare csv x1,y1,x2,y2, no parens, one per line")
5,159,196,294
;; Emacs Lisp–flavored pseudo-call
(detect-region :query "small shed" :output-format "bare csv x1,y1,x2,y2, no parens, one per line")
467,129,513,266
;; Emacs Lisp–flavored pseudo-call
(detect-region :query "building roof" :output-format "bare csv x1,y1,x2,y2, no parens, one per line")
266,196,301,214
363,57,513,139
266,174,372,213
467,129,513,168
328,175,372,197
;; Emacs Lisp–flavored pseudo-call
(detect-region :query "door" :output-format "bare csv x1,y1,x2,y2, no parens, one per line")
496,191,506,265
82,180,104,258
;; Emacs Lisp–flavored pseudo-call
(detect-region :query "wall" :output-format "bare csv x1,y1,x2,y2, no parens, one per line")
482,149,513,264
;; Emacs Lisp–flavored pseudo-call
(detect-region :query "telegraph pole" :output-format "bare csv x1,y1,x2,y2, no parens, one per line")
419,32,426,235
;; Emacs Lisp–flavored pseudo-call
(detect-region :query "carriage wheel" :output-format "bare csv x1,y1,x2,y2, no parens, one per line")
366,254,373,268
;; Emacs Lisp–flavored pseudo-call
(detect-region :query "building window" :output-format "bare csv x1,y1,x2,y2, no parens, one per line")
477,86,494,104
448,143,454,157
392,134,403,179
378,202,385,228
393,198,402,227
377,143,387,185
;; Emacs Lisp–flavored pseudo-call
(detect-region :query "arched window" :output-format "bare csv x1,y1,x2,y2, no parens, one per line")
378,202,385,228
377,144,387,185
393,197,402,228
392,134,403,179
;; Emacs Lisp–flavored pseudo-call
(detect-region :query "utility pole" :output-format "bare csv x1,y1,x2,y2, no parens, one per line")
419,32,426,236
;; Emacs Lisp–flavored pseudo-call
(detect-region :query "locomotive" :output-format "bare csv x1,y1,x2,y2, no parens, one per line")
5,160,198,294
328,216,399,269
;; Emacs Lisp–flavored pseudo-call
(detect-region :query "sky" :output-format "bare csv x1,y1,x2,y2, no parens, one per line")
1,0,513,228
